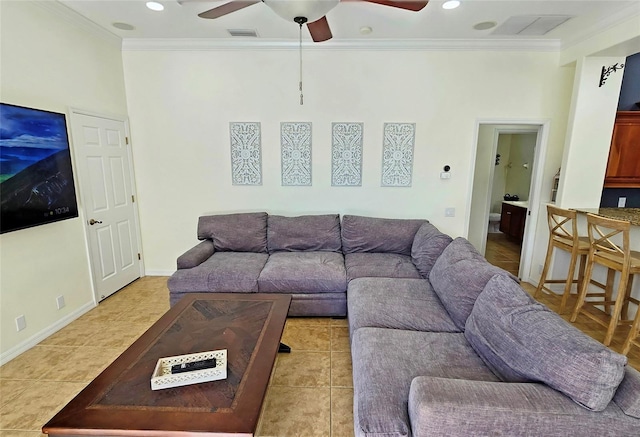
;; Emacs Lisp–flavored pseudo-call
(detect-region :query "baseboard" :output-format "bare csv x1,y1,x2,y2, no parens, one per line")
0,301,96,366
144,269,175,276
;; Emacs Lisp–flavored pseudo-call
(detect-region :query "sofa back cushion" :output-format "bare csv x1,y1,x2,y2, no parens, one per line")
429,237,515,330
465,274,627,411
341,215,427,256
411,222,453,278
197,212,268,253
267,214,342,252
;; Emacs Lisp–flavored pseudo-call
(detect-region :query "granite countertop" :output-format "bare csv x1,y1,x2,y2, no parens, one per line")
573,207,640,226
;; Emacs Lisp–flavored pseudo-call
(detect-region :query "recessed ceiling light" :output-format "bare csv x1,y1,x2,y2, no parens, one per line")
473,21,497,31
442,1,461,10
360,26,373,35
146,2,164,12
112,22,135,31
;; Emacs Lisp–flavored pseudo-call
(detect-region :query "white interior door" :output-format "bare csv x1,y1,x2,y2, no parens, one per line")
70,111,142,301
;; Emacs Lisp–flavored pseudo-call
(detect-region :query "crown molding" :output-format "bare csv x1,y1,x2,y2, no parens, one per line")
560,2,640,52
121,38,561,52
33,0,121,48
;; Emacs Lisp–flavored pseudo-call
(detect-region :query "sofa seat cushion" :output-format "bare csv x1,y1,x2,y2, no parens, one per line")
429,237,516,330
465,274,627,412
347,278,459,334
345,253,421,282
258,252,347,293
341,215,427,255
167,252,268,293
267,214,342,252
197,212,268,252
351,328,499,437
411,222,453,278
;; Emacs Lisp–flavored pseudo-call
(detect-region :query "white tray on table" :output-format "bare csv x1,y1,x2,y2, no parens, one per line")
151,349,227,390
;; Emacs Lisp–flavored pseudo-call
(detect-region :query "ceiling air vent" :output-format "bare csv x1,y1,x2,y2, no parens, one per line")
492,15,572,36
227,29,259,37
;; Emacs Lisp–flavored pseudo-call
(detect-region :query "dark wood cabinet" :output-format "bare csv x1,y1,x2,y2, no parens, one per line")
500,203,526,242
604,111,640,188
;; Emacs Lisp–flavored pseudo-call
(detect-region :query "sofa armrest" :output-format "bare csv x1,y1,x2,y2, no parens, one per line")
176,240,214,269
408,377,632,437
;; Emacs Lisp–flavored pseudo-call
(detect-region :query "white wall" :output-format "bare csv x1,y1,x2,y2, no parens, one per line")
121,48,574,273
0,2,128,361
491,135,512,213
505,133,536,201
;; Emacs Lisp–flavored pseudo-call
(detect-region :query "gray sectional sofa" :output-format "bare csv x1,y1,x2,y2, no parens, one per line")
168,212,640,436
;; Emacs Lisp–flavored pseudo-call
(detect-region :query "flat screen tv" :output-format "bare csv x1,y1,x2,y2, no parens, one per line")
1,103,79,234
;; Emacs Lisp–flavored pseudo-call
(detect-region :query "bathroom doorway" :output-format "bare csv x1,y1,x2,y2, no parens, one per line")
467,121,549,281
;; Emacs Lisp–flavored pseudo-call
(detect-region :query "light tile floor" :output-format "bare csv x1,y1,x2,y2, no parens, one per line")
0,277,354,437
2,274,640,436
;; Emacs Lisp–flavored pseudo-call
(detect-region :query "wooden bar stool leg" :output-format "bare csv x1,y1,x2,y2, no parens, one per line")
535,240,554,299
605,269,616,315
622,275,634,321
623,308,640,355
571,252,595,323
560,249,579,314
604,274,630,346
577,254,587,292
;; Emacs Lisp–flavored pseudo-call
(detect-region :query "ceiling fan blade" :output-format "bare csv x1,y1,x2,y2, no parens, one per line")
307,16,333,42
198,0,261,19
352,0,428,11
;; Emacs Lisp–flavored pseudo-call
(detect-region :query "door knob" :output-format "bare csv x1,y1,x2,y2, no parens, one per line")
89,219,103,225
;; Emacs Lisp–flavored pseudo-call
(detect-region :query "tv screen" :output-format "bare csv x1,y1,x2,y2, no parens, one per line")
1,103,79,234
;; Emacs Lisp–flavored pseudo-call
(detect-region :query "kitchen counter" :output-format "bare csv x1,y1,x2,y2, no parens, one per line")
573,207,640,226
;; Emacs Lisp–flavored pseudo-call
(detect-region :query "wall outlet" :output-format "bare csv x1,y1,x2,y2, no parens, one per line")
15,315,26,332
618,197,627,207
445,208,456,217
56,295,65,310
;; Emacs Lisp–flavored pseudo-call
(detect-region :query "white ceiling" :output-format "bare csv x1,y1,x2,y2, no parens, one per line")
56,0,640,49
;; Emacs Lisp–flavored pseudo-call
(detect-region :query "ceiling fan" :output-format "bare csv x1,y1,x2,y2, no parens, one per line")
197,0,429,42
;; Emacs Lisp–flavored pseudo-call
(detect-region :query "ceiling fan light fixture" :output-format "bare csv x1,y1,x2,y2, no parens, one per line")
263,0,339,23
442,1,461,10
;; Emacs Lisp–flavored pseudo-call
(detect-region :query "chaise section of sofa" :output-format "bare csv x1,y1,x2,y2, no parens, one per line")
349,234,640,437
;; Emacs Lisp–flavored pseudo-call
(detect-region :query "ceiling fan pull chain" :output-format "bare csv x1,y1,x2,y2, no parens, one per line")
299,19,304,106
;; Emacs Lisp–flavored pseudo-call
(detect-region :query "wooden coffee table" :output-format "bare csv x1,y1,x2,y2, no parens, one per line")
43,293,291,436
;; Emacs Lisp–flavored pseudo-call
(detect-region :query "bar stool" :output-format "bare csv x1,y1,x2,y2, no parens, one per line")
535,205,590,314
570,213,640,347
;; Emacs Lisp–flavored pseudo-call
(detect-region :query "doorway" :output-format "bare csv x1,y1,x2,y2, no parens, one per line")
69,109,143,302
467,121,549,282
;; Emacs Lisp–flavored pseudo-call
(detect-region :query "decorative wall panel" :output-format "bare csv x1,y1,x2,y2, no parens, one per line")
230,122,262,185
381,123,415,187
281,122,312,186
332,122,363,187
